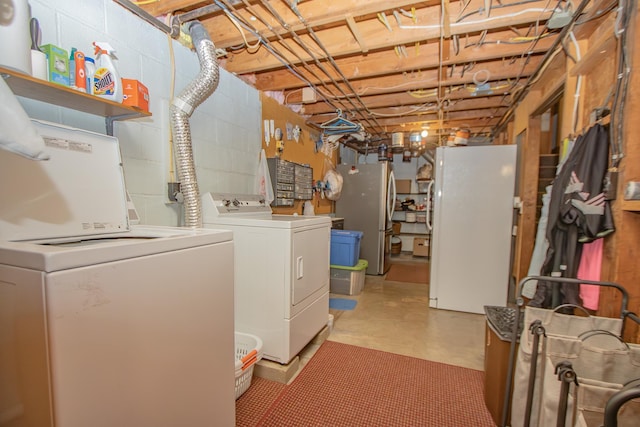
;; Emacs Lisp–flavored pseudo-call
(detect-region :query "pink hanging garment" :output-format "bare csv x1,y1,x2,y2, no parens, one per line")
577,238,604,310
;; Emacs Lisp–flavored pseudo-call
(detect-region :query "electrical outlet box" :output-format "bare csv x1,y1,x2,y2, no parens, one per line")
547,9,572,29
302,87,316,103
168,182,181,202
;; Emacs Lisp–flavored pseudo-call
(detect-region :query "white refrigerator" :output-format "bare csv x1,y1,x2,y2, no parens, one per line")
429,145,517,314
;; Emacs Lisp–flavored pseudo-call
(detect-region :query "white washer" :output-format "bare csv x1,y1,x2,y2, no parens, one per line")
0,121,235,427
202,193,331,364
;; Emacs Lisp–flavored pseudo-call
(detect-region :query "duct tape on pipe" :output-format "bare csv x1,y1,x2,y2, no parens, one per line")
172,97,194,115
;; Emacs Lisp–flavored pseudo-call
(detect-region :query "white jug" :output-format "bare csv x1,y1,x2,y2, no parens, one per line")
0,0,32,75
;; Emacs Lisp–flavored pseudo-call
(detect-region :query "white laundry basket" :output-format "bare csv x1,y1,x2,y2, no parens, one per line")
234,332,263,400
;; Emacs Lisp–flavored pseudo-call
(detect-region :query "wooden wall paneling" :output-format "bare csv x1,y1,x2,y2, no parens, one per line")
606,6,640,343
518,122,540,283
509,52,565,285
260,93,337,215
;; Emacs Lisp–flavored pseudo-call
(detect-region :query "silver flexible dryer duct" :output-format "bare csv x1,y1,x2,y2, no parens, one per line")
170,21,220,228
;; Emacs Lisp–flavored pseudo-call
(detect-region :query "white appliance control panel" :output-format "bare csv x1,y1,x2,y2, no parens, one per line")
202,193,272,217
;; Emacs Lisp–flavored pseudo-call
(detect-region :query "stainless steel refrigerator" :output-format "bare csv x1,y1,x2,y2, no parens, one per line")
336,162,396,275
429,145,517,314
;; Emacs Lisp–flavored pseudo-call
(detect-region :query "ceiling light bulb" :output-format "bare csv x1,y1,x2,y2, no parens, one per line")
421,129,429,138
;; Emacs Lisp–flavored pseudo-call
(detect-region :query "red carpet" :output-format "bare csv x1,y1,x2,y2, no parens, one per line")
248,341,494,427
236,377,286,427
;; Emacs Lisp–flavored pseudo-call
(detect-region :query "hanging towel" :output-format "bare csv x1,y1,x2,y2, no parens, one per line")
254,149,274,205
577,238,604,310
523,185,552,298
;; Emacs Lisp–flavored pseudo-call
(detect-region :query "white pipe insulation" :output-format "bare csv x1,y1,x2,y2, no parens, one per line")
170,21,220,228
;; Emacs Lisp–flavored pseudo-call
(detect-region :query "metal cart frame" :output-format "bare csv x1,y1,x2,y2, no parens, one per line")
500,276,640,427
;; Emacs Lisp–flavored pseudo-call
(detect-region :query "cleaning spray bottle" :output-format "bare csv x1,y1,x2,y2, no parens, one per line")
72,50,86,92
92,42,122,102
69,48,76,88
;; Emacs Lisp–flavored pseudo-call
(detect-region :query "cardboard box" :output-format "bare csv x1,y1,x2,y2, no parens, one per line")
122,79,149,112
413,237,429,257
40,44,69,86
396,179,412,193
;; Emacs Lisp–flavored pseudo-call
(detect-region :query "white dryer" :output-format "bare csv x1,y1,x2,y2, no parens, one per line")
202,193,331,364
0,121,235,427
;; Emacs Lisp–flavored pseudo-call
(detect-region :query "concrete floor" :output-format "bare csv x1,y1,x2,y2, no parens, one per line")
327,256,487,371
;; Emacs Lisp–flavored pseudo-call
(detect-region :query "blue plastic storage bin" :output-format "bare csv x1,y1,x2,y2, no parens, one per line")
330,229,363,267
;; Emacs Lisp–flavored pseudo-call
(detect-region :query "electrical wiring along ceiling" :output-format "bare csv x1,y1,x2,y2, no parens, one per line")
126,0,616,150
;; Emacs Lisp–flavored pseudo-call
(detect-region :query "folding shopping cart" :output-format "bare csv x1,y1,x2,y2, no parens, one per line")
499,276,640,427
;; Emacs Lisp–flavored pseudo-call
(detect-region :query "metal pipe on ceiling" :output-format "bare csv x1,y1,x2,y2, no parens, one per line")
421,150,435,165
255,0,382,133
218,0,384,138
283,0,386,135
219,0,350,113
174,0,244,24
113,0,176,36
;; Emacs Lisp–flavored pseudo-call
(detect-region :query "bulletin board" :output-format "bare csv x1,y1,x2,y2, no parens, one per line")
260,92,337,215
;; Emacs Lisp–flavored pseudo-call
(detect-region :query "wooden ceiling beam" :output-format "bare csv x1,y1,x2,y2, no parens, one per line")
219,0,553,73
381,116,498,130
170,0,442,48
351,109,507,129
368,100,507,118
140,0,219,17
300,80,524,116
251,30,554,91
345,15,368,54
289,57,539,107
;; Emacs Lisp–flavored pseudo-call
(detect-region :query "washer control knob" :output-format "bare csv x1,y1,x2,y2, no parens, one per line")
233,198,240,206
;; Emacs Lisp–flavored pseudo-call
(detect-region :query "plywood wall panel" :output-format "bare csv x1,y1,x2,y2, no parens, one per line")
260,92,336,215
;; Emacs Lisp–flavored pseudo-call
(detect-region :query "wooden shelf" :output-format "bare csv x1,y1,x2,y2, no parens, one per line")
621,200,640,212
1,66,151,120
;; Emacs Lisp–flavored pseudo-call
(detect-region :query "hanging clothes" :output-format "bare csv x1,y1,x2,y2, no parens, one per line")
524,138,576,298
530,124,614,308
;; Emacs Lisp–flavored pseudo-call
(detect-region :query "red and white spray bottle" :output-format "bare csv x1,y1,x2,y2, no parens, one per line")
92,42,122,102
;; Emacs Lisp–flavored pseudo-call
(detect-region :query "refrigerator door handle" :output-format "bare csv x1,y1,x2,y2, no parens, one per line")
387,170,396,220
425,180,434,231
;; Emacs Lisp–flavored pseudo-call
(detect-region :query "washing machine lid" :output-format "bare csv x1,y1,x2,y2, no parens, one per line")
0,120,129,242
0,225,233,272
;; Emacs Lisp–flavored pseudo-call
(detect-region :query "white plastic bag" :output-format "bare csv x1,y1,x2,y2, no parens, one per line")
0,77,49,160
303,200,315,215
255,149,274,204
323,157,343,200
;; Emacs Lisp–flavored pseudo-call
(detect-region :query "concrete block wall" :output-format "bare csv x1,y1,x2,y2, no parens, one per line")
21,0,262,226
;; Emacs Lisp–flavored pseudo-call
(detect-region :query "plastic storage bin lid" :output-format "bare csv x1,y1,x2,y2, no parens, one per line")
330,229,363,239
330,259,368,270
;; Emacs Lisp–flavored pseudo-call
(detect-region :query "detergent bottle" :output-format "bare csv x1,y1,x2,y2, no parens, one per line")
92,42,122,102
